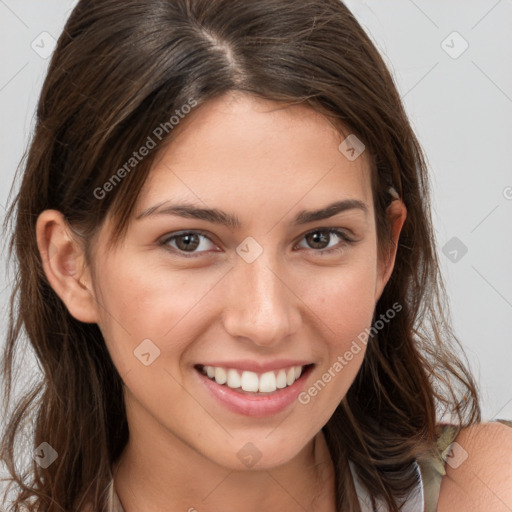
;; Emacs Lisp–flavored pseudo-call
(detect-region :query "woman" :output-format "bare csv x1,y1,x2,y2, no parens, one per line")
1,1,511,511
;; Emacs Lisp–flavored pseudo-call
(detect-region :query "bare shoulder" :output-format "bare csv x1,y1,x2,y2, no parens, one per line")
438,421,512,512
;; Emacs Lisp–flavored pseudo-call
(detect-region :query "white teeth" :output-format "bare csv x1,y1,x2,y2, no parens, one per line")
241,371,259,392
214,367,227,385
259,371,277,393
227,368,241,388
201,364,307,393
276,369,287,389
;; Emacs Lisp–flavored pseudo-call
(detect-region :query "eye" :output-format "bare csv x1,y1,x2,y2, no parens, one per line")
160,230,218,257
295,228,354,255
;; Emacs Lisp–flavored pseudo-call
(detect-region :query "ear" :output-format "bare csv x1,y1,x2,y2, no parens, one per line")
35,209,100,323
374,199,407,303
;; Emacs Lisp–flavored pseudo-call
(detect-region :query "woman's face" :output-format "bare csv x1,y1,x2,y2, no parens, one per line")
81,91,403,469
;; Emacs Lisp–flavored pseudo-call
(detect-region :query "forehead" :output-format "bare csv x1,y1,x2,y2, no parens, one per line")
136,91,373,224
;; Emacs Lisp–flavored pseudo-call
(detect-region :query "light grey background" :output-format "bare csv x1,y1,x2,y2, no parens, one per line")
1,1,511,489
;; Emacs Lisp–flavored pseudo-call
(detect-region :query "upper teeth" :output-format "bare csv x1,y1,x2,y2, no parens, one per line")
203,365,304,393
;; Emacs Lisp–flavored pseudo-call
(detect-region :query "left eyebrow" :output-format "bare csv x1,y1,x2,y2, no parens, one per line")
293,199,368,225
135,199,368,228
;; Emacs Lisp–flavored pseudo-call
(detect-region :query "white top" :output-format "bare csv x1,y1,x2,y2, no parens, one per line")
349,459,424,512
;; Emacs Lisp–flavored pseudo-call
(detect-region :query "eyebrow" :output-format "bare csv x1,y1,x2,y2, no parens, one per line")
135,199,368,228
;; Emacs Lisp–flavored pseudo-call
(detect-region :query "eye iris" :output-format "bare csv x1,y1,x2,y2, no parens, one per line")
306,231,330,249
176,233,200,251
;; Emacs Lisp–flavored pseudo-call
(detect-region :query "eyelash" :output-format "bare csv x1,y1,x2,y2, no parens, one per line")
159,228,355,258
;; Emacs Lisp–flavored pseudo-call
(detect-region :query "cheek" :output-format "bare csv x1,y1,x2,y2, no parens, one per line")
92,256,225,375
299,254,378,340
293,255,378,408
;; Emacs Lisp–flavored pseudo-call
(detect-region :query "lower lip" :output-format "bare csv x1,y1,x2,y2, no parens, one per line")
195,365,313,418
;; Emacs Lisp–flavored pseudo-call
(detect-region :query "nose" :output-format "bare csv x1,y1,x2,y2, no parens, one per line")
221,250,301,347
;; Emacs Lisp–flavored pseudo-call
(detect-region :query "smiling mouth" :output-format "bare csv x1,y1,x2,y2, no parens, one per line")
194,363,314,395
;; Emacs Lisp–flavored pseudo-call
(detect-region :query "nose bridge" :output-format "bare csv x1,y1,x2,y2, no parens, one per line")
222,247,299,345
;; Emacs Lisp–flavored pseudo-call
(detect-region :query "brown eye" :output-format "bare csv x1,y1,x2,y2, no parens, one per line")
174,233,200,251
297,228,353,255
305,231,330,249
161,231,216,256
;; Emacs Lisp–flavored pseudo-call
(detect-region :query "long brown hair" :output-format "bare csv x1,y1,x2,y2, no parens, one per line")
1,1,480,510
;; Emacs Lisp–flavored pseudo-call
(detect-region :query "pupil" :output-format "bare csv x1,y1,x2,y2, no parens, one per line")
309,231,328,248
178,234,199,251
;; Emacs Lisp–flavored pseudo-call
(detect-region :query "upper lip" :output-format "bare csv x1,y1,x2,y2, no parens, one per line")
196,359,313,373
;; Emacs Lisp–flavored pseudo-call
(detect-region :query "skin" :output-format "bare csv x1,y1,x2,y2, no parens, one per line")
36,90,409,511
438,421,512,511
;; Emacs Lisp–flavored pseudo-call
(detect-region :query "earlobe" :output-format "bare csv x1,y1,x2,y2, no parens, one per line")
375,199,407,302
35,210,100,324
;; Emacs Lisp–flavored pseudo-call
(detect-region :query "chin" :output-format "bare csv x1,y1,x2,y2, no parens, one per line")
204,431,315,471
